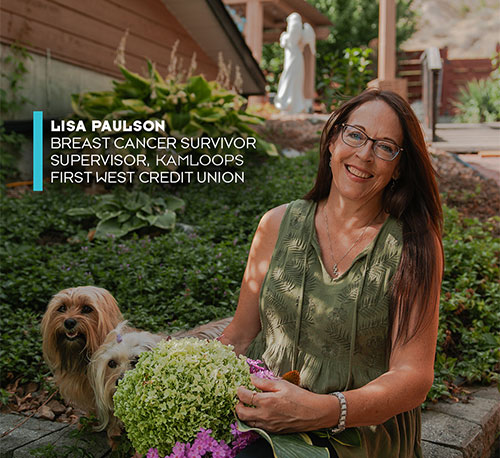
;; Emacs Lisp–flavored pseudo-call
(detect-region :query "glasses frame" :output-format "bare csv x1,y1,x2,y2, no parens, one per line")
340,123,403,161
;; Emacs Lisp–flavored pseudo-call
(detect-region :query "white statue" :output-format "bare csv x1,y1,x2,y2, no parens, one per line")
274,13,316,114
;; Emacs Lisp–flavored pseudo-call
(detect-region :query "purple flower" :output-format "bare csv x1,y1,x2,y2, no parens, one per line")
146,448,160,458
246,358,278,380
171,441,187,457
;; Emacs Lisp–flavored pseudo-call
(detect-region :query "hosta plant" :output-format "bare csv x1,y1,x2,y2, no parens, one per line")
67,190,184,239
70,61,277,166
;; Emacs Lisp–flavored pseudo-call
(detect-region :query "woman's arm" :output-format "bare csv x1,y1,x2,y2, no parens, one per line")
236,235,443,432
219,204,288,356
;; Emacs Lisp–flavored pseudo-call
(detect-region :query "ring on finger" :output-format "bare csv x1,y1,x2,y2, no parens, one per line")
251,391,257,406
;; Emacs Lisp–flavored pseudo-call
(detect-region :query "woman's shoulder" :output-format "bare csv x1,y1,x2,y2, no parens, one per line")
259,199,313,232
258,203,289,236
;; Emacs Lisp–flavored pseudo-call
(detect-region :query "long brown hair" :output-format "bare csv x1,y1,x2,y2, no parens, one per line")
304,89,443,346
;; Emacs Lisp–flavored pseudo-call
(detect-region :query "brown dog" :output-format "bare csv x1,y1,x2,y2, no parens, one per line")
41,286,123,412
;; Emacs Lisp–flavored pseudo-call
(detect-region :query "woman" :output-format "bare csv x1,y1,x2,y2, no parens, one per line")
220,89,443,457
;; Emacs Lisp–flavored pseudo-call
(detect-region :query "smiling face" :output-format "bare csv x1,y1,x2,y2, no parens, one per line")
328,100,403,209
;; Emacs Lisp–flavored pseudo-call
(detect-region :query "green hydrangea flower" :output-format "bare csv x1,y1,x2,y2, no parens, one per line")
113,338,252,455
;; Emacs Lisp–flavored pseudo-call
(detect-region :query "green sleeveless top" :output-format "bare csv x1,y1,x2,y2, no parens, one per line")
246,199,422,458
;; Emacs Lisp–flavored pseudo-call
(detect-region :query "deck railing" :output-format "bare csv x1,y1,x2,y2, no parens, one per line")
420,47,442,141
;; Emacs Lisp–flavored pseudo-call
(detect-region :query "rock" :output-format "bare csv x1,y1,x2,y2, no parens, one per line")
281,148,302,158
176,223,197,235
35,405,55,421
47,400,66,416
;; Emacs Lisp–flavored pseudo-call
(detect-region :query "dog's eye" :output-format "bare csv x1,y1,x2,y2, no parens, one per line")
108,360,117,369
57,305,67,313
81,305,93,314
131,356,140,368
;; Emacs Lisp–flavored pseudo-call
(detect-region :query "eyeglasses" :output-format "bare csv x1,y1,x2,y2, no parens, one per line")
340,124,403,161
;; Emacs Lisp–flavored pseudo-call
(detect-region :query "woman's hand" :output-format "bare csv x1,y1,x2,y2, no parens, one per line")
235,375,339,434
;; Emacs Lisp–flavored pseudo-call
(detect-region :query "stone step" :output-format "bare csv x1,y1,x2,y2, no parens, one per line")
0,414,109,458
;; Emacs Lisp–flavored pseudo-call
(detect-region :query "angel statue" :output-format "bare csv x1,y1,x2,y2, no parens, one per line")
274,13,316,114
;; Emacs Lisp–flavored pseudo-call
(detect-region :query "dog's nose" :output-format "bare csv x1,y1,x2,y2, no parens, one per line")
64,318,77,330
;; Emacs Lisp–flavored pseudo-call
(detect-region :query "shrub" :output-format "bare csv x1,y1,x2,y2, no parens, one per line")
429,207,500,401
453,76,500,123
316,47,373,110
453,55,500,123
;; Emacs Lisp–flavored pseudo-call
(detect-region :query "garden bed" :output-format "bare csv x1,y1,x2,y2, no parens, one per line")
0,147,498,429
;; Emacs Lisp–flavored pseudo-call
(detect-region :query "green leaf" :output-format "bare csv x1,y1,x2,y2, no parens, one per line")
70,94,90,119
147,60,165,84
66,207,95,217
94,210,123,221
164,112,191,131
137,213,158,225
185,76,211,102
121,99,155,114
94,217,127,239
255,137,278,156
123,192,150,212
236,419,330,458
119,66,151,90
191,107,226,123
330,429,361,447
164,195,185,212
153,211,176,230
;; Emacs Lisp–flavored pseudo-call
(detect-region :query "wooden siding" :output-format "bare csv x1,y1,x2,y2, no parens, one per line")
398,47,497,115
0,0,219,81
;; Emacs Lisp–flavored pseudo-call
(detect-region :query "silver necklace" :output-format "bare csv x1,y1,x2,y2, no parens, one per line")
322,204,382,278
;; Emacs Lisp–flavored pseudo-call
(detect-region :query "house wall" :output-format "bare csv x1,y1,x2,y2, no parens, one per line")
0,0,219,119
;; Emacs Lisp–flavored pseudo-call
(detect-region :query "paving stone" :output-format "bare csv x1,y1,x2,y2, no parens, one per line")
422,410,484,458
469,386,500,402
0,414,68,458
422,440,464,457
12,425,109,458
429,397,495,425
428,390,500,457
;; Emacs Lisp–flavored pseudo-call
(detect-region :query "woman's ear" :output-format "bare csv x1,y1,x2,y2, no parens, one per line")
392,165,400,181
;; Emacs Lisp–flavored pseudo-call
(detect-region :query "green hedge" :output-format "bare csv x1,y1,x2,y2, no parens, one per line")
1,153,498,402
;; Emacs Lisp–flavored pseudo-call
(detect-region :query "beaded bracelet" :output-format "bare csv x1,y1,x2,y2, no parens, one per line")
329,391,347,434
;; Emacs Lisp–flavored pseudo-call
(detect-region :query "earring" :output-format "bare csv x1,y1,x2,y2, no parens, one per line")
391,179,397,192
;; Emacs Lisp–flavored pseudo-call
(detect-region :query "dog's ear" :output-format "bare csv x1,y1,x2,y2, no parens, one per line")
107,321,129,344
41,290,71,370
78,287,123,351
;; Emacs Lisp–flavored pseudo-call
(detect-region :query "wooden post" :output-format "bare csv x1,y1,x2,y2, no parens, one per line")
367,0,407,98
378,0,396,81
244,0,263,63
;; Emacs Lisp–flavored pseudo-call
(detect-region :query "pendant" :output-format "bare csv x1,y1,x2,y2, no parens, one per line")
332,263,339,278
